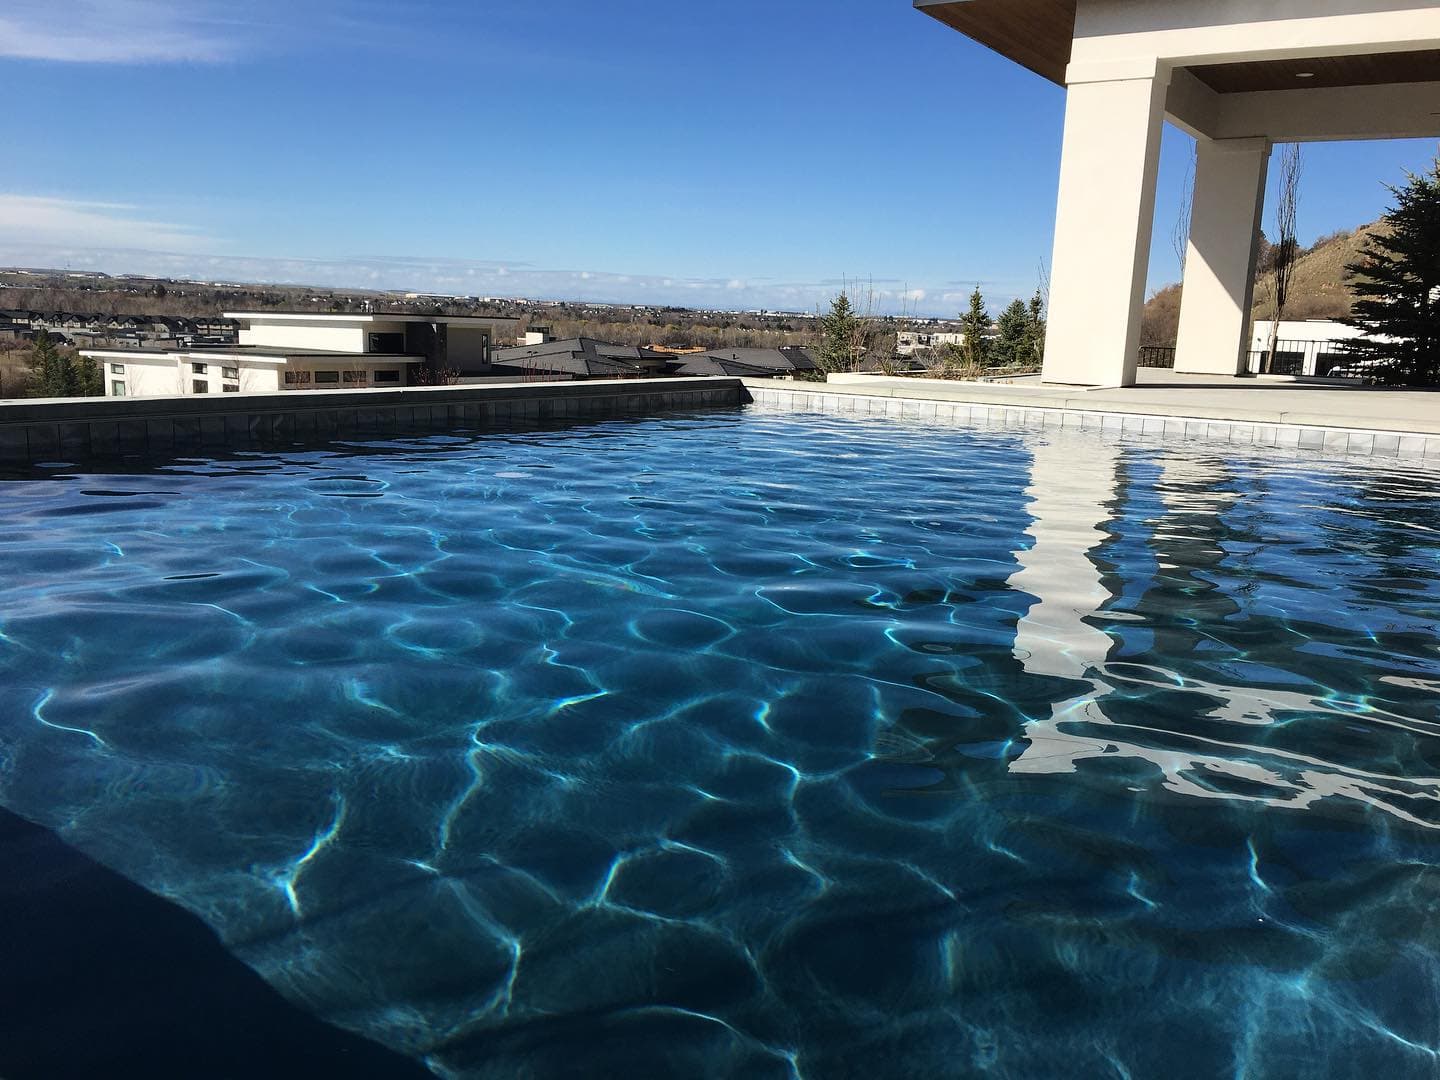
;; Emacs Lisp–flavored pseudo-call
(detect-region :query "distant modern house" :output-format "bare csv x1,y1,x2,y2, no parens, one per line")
671,346,819,379
896,331,966,356
918,0,1440,386
81,311,521,397
490,338,671,380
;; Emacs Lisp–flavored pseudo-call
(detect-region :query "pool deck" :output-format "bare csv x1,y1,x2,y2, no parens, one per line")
820,371,1439,433
743,371,1440,461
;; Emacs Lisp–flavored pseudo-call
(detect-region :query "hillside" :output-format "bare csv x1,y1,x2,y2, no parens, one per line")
1141,221,1381,345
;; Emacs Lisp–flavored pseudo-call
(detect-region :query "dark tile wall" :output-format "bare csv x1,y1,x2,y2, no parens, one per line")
0,382,746,465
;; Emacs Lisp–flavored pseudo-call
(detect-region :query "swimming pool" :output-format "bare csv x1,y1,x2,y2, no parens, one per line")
2,408,1438,1077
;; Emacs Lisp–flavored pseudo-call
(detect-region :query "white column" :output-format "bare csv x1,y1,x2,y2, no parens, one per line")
1173,137,1270,376
1042,61,1169,388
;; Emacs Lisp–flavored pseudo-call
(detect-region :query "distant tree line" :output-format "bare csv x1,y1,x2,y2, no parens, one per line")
812,284,1045,379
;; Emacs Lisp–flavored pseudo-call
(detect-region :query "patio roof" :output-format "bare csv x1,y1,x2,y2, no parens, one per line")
916,0,1440,91
915,0,1076,84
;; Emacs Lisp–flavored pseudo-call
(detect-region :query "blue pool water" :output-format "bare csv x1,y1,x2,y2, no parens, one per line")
2,408,1439,1078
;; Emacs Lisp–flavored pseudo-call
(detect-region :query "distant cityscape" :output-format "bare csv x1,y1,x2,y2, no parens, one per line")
0,266,982,398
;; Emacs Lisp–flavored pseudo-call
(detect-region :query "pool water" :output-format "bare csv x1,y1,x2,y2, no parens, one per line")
2,409,1439,1078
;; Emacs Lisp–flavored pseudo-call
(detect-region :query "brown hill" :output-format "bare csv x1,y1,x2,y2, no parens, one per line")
1141,221,1381,345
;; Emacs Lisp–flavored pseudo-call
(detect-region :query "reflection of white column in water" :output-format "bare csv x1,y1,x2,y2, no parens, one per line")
1007,443,1440,822
1007,436,1122,774
1007,443,1254,779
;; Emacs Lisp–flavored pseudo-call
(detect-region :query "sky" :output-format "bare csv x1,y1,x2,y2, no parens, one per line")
2,0,1435,316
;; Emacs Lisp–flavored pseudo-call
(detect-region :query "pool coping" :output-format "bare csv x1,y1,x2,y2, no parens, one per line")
742,381,1440,463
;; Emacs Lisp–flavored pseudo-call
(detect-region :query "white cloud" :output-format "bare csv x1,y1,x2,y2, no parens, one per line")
0,194,213,251
0,197,1021,314
0,1,237,63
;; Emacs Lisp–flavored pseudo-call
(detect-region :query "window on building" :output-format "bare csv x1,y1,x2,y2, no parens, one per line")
192,362,207,375
111,380,126,397
343,370,367,385
223,384,239,393
284,370,312,385
315,371,340,384
372,369,401,384
368,332,405,353
110,363,125,374
223,366,239,380
193,379,209,394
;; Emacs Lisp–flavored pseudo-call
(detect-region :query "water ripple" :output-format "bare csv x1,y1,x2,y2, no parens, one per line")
1,410,1438,1077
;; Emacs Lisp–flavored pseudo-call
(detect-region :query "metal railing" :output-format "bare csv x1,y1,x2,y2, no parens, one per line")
1138,345,1176,368
1247,339,1355,378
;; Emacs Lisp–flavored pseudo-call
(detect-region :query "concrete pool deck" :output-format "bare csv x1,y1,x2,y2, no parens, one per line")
744,371,1440,461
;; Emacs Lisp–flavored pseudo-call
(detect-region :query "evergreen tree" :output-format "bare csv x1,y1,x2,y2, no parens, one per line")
958,287,991,367
1026,289,1047,365
26,331,72,397
25,330,103,398
995,299,1031,366
75,353,104,397
817,290,864,373
1340,158,1440,385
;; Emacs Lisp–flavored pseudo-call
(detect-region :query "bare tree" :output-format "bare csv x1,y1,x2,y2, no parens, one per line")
814,279,890,376
1172,145,1197,275
1263,144,1304,372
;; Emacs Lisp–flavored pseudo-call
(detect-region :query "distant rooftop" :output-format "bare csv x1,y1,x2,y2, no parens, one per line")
493,338,670,363
224,311,520,325
80,345,423,361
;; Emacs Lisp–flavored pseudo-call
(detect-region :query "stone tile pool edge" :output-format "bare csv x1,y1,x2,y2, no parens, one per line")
0,377,745,465
744,382,1440,465
2,373,1435,466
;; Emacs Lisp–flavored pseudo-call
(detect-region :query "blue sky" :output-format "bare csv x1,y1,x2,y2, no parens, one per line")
2,0,1435,315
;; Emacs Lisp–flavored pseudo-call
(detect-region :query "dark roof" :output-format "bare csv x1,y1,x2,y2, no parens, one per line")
490,353,646,377
687,346,818,372
492,337,670,366
672,355,789,378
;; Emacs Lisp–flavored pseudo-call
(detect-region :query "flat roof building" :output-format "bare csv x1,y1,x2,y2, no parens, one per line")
918,0,1440,386
82,311,521,397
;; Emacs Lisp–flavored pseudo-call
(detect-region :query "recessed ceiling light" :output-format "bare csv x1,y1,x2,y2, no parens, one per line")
1295,72,1316,79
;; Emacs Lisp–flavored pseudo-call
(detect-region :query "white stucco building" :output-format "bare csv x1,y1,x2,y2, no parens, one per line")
83,311,519,397
896,330,968,356
918,0,1440,387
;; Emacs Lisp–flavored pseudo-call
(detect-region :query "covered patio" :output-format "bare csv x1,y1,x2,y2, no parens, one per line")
917,0,1440,388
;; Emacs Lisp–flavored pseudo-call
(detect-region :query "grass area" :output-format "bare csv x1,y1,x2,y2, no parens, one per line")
0,352,29,399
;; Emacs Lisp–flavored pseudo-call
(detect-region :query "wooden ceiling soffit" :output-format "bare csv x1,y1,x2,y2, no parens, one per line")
1191,49,1440,93
916,0,1077,85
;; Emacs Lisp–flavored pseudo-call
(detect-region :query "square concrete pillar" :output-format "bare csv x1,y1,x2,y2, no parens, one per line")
1042,63,1168,388
1173,138,1271,376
